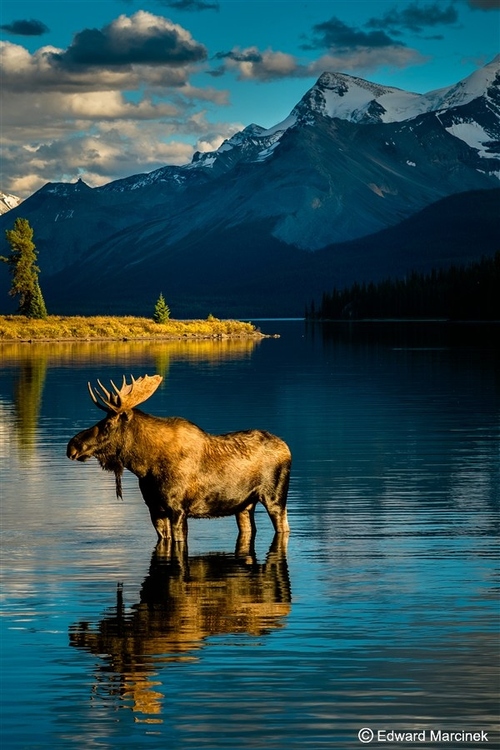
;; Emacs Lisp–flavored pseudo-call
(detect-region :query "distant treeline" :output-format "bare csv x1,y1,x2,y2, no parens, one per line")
306,252,500,321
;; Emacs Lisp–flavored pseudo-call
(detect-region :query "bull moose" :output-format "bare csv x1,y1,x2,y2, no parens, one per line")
67,374,291,541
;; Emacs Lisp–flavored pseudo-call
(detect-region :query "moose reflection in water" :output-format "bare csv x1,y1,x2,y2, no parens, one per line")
67,374,291,542
69,536,291,718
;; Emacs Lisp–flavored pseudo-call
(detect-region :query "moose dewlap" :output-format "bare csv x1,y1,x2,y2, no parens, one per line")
67,374,291,541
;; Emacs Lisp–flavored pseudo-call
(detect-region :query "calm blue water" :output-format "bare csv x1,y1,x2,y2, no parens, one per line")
1,321,499,749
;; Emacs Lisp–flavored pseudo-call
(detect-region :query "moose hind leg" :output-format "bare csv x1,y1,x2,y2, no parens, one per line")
267,506,290,534
261,465,290,534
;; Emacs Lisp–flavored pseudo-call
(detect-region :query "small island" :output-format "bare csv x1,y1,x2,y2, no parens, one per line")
0,315,269,342
0,218,272,342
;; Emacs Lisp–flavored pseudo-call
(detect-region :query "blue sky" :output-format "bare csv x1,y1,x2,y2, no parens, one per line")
1,0,498,196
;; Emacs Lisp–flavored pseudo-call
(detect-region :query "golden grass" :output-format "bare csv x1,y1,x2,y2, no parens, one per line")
0,315,263,341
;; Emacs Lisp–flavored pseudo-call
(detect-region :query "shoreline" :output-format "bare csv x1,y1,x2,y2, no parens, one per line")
0,337,271,343
0,315,277,342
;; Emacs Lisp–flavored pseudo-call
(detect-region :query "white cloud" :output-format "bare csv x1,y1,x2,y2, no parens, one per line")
307,47,427,75
0,38,200,92
0,12,234,197
1,108,244,196
217,46,299,81
212,42,426,82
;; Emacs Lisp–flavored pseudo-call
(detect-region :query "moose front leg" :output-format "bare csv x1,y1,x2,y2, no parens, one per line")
139,477,173,540
236,503,257,536
170,509,188,541
147,507,172,540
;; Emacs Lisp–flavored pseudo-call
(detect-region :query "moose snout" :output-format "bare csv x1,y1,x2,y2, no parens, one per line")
66,440,78,461
67,441,79,460
67,423,100,461
67,438,87,461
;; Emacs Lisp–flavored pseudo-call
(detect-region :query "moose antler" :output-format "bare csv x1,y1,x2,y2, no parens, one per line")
88,374,163,413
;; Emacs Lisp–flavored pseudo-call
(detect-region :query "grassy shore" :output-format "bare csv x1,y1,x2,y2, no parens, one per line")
0,315,266,341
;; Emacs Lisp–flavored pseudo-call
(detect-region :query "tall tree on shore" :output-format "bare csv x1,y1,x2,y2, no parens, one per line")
1,217,47,318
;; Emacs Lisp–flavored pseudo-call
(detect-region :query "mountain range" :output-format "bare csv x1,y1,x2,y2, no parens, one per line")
1,55,499,317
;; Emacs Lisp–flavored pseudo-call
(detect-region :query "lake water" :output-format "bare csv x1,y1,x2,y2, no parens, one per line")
1,321,499,749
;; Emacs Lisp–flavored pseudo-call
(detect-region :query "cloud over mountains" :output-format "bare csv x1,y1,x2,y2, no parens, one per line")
0,1,497,197
0,10,240,195
1,12,207,92
53,11,207,68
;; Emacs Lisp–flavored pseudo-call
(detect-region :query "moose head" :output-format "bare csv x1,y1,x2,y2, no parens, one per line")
67,374,163,498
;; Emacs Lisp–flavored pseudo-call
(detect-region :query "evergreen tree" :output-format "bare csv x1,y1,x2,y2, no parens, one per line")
153,293,170,323
30,281,48,319
1,217,47,318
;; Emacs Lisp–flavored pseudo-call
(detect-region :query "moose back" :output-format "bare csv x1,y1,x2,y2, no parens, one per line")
67,374,291,541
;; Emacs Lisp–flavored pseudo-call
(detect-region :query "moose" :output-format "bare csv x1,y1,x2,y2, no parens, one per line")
67,374,291,541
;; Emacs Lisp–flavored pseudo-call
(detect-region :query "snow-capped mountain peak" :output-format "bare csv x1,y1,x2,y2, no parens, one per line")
188,118,296,172
0,191,22,215
290,55,500,128
292,71,425,124
101,56,500,190
424,54,500,112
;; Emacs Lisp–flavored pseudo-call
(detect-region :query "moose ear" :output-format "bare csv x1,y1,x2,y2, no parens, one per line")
120,410,133,422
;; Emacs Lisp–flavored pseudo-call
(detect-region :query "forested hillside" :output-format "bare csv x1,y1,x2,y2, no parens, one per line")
307,253,500,321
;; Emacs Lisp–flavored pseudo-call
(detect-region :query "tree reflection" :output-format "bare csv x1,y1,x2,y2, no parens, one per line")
13,355,47,454
69,535,291,721
1,336,261,457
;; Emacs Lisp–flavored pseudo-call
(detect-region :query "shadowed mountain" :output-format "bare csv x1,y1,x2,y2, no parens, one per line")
34,187,499,317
